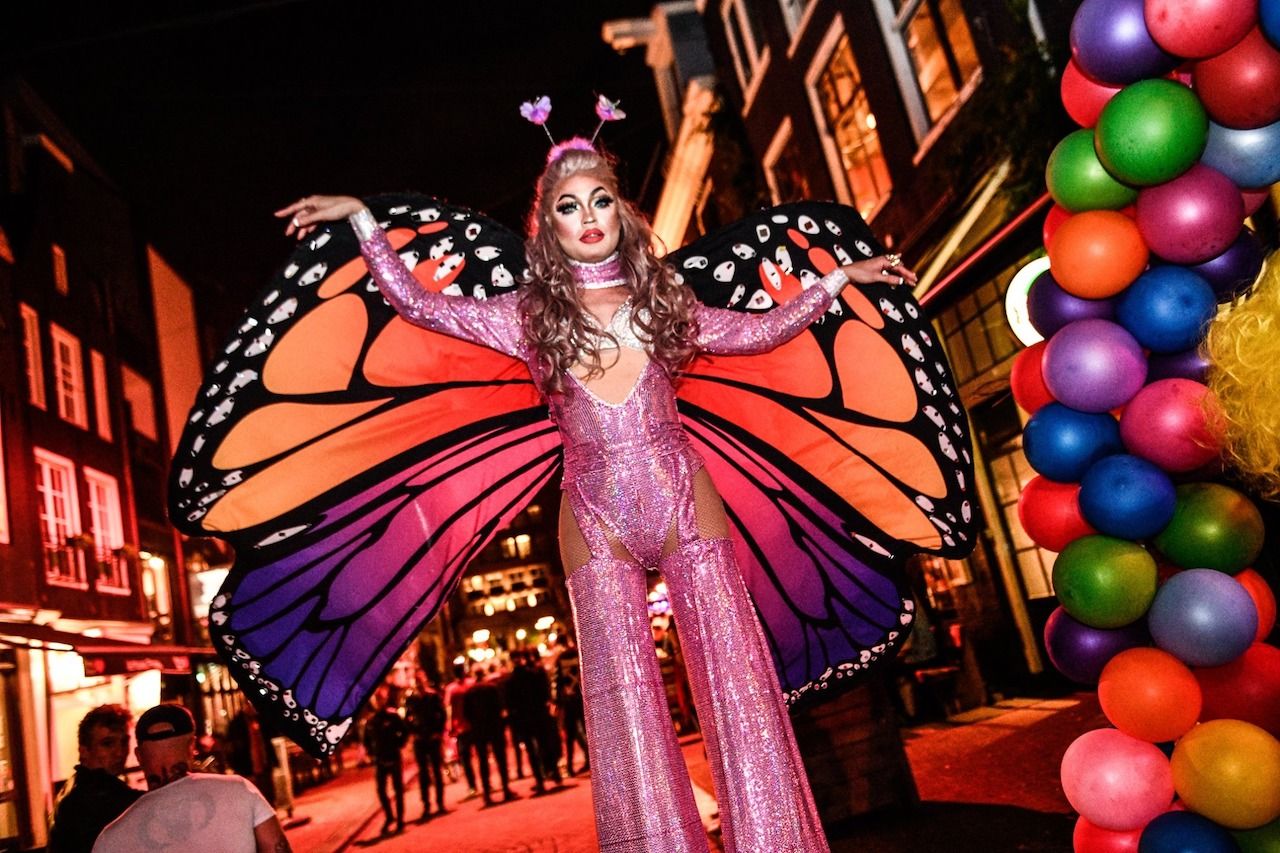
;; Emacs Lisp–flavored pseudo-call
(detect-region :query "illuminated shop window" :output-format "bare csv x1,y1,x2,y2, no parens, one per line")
815,35,892,218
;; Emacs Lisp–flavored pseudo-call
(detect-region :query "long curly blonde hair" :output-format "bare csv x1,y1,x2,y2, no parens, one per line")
520,141,698,396
1206,256,1280,500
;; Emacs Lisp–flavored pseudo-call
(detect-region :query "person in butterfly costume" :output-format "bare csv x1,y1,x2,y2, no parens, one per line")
275,138,917,851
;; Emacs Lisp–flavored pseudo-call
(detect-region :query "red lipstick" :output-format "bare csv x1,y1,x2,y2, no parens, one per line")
581,229,604,243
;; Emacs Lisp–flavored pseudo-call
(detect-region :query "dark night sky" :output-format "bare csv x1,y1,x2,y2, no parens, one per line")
4,1,664,315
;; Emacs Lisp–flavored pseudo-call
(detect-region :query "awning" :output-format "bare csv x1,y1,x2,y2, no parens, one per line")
0,621,215,676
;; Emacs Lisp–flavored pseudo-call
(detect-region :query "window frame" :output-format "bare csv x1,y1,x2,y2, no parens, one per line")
90,350,113,442
51,243,69,296
49,323,88,429
721,0,772,113
19,304,46,410
779,0,819,50
83,467,129,595
33,447,86,589
0,410,9,545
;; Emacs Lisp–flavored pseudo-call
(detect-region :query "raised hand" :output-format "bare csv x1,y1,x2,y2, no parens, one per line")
275,195,366,240
839,252,918,288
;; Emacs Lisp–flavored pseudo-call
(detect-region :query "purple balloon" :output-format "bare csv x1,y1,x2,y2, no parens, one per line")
1137,164,1246,264
1147,347,1210,383
1028,270,1116,338
1070,0,1178,84
1188,229,1266,301
1043,319,1149,412
1045,607,1149,684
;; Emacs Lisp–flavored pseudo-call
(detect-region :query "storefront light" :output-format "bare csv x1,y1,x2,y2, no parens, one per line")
147,555,166,571
516,628,527,641
472,629,491,644
526,593,537,607
535,616,555,631
548,631,558,644
1006,256,1050,347
483,603,495,617
453,655,467,666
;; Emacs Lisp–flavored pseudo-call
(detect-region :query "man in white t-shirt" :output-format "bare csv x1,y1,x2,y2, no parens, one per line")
93,704,291,853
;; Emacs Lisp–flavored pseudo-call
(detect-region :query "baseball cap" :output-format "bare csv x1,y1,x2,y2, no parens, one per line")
135,704,195,743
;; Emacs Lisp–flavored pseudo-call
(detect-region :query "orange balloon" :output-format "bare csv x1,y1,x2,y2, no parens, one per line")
1047,210,1149,298
1172,719,1280,829
1099,648,1202,742
1236,569,1278,641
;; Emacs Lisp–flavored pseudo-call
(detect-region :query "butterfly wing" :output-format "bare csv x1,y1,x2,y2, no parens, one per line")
670,202,976,704
169,193,561,755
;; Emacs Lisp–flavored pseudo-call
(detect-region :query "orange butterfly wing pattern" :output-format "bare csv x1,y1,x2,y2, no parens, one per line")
670,203,976,704
169,195,561,756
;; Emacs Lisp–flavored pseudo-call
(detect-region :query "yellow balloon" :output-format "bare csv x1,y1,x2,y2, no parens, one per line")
1173,720,1280,830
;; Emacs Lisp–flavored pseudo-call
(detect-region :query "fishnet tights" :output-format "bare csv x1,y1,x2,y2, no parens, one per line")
558,468,731,574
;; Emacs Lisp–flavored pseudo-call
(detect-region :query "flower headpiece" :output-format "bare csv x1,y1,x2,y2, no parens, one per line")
519,94,627,159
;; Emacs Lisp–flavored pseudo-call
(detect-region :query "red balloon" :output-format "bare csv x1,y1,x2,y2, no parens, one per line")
1073,815,1142,853
1145,0,1257,59
1044,203,1072,249
1119,379,1223,472
1011,341,1055,414
1243,187,1271,216
1018,476,1096,552
1062,59,1124,127
1194,28,1280,129
1237,568,1278,640
1195,643,1280,737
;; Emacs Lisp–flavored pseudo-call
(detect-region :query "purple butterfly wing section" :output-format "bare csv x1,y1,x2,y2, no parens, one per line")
683,416,913,705
209,419,560,757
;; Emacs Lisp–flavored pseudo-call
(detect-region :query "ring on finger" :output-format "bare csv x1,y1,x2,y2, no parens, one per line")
291,215,301,228
885,253,902,267
898,275,906,286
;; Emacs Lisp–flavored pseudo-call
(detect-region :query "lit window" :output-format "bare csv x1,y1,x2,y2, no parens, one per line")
721,0,770,98
514,534,532,559
882,0,982,129
90,350,112,441
51,244,69,296
815,35,892,217
120,365,158,441
84,468,128,594
34,448,85,589
49,324,88,429
19,304,46,410
0,410,9,545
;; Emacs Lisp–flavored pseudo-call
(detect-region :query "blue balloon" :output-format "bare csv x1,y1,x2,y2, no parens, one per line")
1024,403,1124,483
1139,811,1238,853
1148,569,1258,667
1116,267,1218,353
1080,454,1177,538
1263,0,1280,48
1201,119,1280,188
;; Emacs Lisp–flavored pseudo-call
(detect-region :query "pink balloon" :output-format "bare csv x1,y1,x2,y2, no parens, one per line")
1061,728,1175,831
1062,59,1124,127
1136,164,1246,264
1145,0,1257,59
1194,28,1280,129
1120,379,1223,471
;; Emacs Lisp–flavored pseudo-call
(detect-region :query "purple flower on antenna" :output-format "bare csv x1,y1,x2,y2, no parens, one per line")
519,96,552,126
594,95,626,122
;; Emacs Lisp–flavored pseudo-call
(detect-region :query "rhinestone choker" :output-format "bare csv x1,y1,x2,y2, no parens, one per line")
569,252,627,290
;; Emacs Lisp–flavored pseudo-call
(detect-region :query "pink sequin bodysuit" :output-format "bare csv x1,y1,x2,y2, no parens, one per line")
357,212,842,852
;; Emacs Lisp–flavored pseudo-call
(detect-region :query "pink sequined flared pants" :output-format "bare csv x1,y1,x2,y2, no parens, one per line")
566,538,830,852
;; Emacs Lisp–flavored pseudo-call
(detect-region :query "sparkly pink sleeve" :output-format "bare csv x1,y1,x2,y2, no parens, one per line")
356,222,526,359
694,268,848,355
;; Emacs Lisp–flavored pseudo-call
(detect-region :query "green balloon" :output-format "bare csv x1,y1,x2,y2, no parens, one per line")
1153,482,1265,573
1052,535,1157,628
1047,129,1138,212
1234,815,1280,853
1095,79,1209,186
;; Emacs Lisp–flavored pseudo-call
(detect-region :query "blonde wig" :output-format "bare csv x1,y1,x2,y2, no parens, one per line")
1206,256,1280,500
520,140,698,396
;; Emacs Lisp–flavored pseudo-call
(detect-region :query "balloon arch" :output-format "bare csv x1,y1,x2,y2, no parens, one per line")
1007,0,1280,848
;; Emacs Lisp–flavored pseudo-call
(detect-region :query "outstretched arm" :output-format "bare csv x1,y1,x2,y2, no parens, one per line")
694,254,916,356
276,195,526,358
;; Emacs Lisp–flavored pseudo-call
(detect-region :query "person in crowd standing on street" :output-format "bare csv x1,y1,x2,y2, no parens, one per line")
92,703,289,853
504,650,552,794
555,635,589,776
48,705,142,853
363,685,410,835
464,663,517,805
443,662,479,799
404,670,448,820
